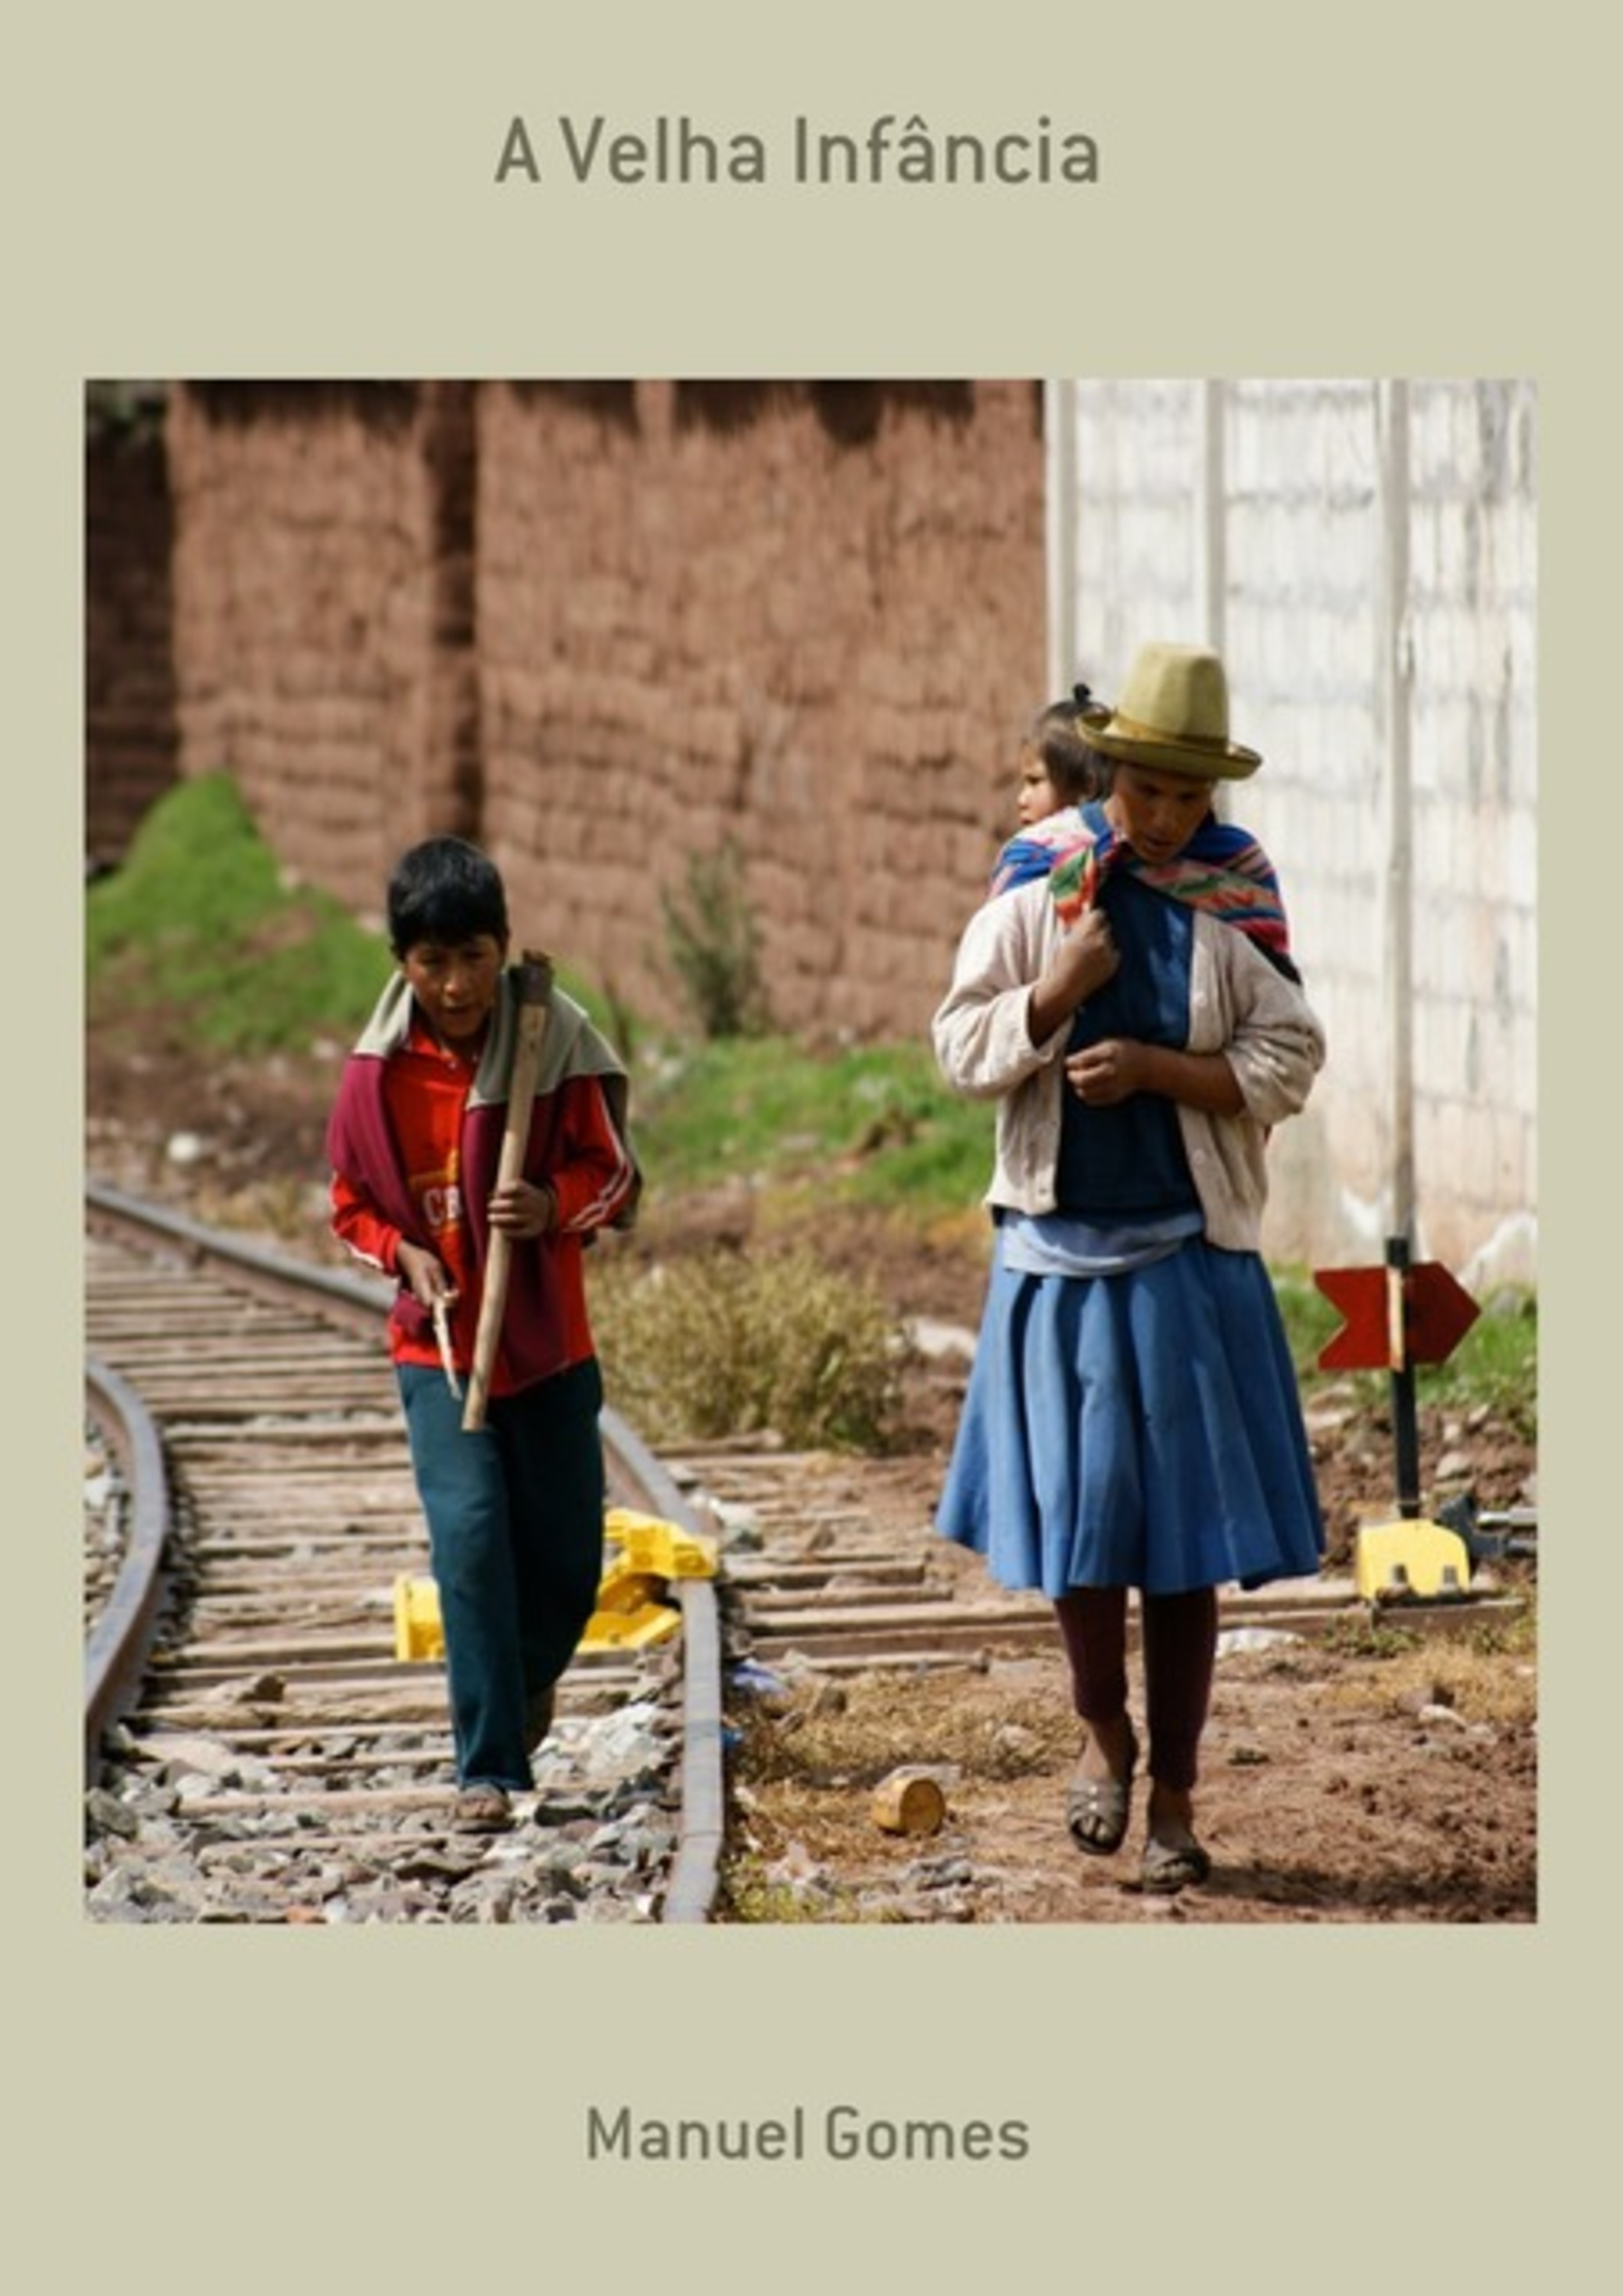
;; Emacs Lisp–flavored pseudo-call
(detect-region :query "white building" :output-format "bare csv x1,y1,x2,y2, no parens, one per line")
1046,377,1536,1289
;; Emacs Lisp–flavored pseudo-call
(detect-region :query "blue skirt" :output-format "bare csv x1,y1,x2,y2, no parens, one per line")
936,1239,1324,1597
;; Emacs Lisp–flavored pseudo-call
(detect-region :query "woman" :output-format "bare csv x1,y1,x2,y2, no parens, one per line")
932,642,1325,1893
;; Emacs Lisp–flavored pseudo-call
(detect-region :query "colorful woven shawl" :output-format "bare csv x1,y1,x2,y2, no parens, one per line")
990,801,1296,975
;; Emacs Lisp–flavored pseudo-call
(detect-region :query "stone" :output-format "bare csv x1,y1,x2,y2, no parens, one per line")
1216,1627,1303,1657
155,1735,248,1782
989,1722,1041,1764
85,1787,140,1841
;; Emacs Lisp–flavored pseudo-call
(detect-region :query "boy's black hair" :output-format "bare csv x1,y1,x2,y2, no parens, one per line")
387,837,510,955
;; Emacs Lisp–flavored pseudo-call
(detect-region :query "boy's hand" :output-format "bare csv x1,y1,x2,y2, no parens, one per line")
396,1240,458,1310
488,1179,557,1238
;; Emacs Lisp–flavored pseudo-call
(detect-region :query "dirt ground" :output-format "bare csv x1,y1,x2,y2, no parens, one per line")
85,1033,1539,1924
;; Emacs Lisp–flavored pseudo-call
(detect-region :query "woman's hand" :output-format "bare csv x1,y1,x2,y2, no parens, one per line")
1066,1040,1246,1114
488,1178,557,1238
1028,908,1119,1042
1066,1037,1148,1105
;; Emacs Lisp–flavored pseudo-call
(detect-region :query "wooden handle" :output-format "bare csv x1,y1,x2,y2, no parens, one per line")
462,952,553,1430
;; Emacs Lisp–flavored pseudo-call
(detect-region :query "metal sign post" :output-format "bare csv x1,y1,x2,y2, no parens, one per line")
1314,1247,1482,1600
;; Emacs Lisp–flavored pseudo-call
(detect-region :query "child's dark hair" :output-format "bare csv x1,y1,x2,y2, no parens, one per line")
1027,682,1109,803
387,837,510,956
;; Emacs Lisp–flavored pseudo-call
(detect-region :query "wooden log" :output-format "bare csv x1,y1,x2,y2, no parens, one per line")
462,952,553,1431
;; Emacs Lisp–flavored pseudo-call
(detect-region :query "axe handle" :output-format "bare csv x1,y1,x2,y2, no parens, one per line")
462,953,553,1431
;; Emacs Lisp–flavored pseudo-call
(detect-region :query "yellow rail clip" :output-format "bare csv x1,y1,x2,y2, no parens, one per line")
392,1508,715,1662
1352,1515,1473,1603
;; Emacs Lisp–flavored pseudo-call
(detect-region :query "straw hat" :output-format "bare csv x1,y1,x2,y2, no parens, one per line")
1080,642,1261,779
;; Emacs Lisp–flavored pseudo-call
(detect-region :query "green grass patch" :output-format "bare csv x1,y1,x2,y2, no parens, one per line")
87,774,393,1055
632,1034,994,1221
86,772,620,1061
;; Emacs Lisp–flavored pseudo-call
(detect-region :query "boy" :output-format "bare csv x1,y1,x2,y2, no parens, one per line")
327,838,637,1831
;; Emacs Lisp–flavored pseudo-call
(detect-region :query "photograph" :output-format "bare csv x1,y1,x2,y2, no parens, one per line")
83,374,1536,1927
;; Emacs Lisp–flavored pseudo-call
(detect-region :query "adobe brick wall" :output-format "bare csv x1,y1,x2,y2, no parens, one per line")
162,382,479,921
85,418,178,865
152,379,1044,1030
477,380,1046,1034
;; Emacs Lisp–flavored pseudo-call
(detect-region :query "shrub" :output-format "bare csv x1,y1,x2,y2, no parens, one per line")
591,1243,901,1451
658,839,770,1039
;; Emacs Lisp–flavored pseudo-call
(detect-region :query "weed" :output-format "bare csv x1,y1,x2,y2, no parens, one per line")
658,838,770,1039
592,1241,903,1450
1320,1613,1424,1661
1317,1630,1536,1727
717,1872,832,1923
1465,1570,1537,1659
596,977,639,1067
717,1865,908,1925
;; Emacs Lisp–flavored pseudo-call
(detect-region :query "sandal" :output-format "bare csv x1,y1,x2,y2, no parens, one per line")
1140,1834,1212,1894
1065,1724,1139,1857
452,1783,513,1833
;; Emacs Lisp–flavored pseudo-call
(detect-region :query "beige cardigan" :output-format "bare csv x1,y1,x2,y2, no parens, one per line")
932,879,1326,1254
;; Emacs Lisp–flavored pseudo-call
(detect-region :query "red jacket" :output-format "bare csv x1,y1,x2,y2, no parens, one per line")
328,971,637,1395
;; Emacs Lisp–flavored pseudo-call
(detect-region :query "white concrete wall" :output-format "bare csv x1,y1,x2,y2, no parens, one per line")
1053,377,1536,1289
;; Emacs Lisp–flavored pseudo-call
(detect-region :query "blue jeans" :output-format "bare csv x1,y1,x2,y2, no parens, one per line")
397,1356,606,1789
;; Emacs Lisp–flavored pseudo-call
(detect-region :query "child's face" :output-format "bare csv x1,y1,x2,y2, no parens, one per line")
400,934,508,1050
1015,747,1062,827
1105,765,1213,865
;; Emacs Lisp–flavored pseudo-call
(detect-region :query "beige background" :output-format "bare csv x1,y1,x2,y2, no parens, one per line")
15,2,1610,2285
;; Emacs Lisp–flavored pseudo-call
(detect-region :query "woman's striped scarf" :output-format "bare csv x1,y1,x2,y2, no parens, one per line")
989,801,1297,977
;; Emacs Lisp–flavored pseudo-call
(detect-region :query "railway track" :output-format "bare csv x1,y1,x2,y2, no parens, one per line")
83,1182,721,1926
85,1181,1528,1927
81,1182,1089,1929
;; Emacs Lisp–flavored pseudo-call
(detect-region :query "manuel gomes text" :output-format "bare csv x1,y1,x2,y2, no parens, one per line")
585,2102,1033,2164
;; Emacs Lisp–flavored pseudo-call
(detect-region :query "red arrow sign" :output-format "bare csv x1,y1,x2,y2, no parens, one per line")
1403,1261,1481,1365
1314,1261,1480,1372
1314,1267,1390,1370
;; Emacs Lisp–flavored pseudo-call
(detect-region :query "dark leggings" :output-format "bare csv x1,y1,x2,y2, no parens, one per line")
1053,1585,1218,1793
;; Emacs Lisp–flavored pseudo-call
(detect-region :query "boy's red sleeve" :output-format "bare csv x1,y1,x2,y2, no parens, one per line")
330,1171,402,1274
546,1075,636,1235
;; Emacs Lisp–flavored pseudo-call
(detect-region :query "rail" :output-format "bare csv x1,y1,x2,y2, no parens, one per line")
83,1179,724,1923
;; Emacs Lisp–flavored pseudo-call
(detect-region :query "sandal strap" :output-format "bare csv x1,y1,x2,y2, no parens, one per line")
1066,1735,1138,1855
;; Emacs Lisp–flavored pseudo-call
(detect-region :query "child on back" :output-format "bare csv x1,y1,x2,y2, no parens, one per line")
327,837,637,1832
992,687,1110,897
1014,686,1109,830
